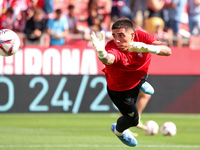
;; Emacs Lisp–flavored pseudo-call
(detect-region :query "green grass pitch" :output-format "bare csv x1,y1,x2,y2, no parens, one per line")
0,113,200,150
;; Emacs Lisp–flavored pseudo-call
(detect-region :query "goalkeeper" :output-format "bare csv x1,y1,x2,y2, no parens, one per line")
91,18,171,147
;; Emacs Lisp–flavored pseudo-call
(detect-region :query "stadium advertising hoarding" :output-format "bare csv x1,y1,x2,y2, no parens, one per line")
0,43,115,113
0,41,200,113
1,44,200,75
1,75,200,113
0,75,118,113
0,45,104,75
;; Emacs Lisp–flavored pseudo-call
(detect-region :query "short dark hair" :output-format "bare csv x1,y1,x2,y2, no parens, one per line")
112,18,135,32
6,7,14,14
55,9,62,14
68,4,74,9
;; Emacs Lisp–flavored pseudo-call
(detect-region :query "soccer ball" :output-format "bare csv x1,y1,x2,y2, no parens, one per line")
160,121,177,136
0,29,20,57
144,120,159,135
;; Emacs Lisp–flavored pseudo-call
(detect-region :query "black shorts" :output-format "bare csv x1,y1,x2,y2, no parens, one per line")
107,74,148,117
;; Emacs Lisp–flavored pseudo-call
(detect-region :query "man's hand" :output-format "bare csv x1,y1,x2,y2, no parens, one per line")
91,31,107,59
129,42,160,54
129,42,150,53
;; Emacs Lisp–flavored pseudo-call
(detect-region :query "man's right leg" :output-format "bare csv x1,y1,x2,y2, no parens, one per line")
137,91,152,116
107,86,140,147
137,81,154,130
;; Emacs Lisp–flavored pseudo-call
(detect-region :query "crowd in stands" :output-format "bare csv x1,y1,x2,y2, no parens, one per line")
0,0,200,47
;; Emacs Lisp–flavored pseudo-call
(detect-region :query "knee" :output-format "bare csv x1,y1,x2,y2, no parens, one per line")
128,115,139,127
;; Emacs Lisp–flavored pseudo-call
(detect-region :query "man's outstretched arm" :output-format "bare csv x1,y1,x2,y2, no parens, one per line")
129,41,172,56
91,31,115,65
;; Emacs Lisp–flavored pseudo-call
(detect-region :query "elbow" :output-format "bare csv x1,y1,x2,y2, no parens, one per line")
166,48,172,56
159,48,172,56
168,52,172,56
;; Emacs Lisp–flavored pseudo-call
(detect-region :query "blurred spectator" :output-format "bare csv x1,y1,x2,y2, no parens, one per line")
7,0,30,21
0,0,8,29
21,0,54,19
13,10,28,32
105,18,116,40
26,7,35,20
152,24,173,46
28,0,38,9
165,0,187,46
84,15,113,41
46,9,69,46
43,0,54,16
1,8,14,30
133,18,146,32
66,4,81,34
111,0,133,21
110,0,123,20
162,0,171,25
130,0,147,25
85,16,112,48
91,17,103,32
87,0,104,28
144,0,165,34
188,0,200,35
24,8,47,45
84,16,104,40
0,0,7,16
87,0,98,27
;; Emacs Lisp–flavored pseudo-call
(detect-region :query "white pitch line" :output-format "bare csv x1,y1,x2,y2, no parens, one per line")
0,144,200,149
139,145,200,148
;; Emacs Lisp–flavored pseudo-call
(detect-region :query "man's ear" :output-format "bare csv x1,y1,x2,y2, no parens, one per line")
131,32,135,41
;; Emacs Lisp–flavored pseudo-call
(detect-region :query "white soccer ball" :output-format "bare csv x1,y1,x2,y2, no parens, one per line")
0,29,20,57
160,121,177,136
144,120,159,135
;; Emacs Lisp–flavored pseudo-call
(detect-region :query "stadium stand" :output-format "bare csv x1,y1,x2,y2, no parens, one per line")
2,0,192,47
